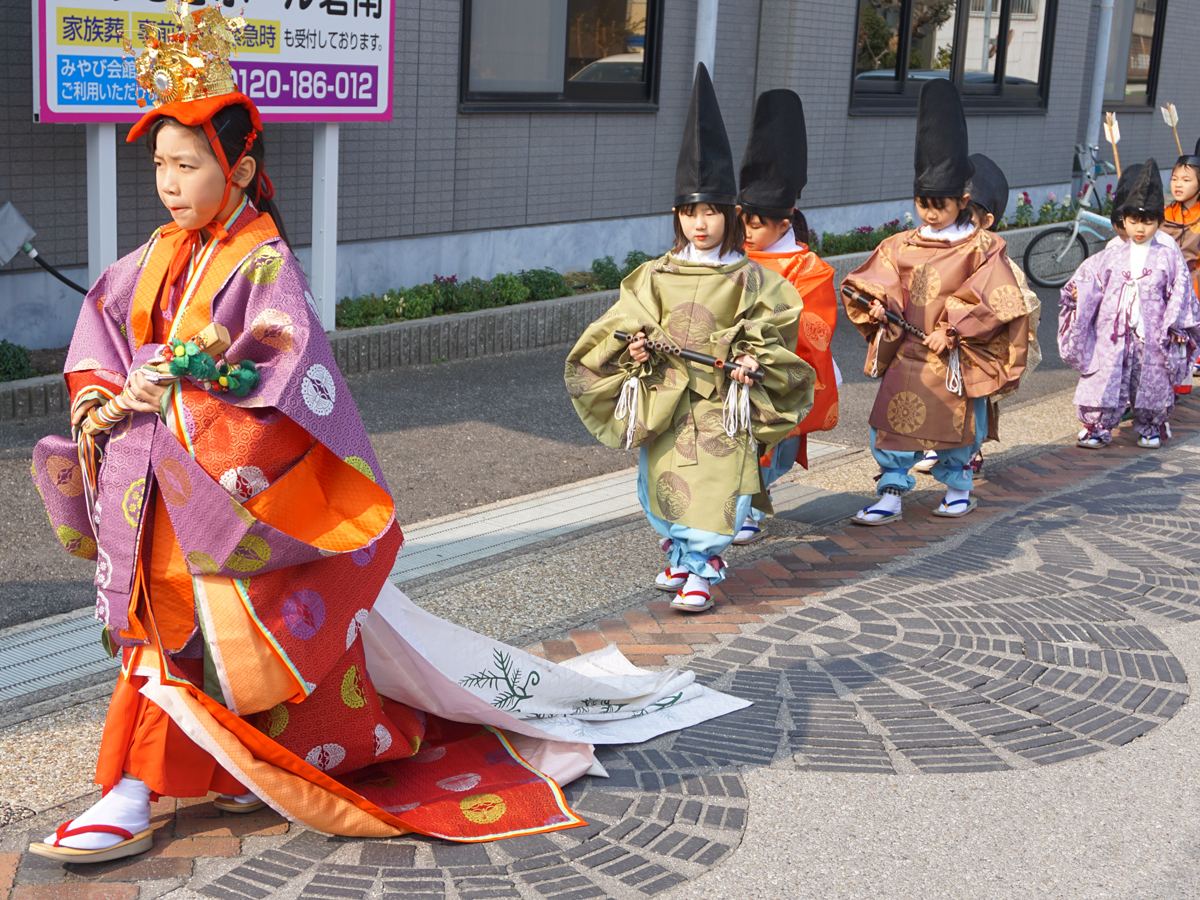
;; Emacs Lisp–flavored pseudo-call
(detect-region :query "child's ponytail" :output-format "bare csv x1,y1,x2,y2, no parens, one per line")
791,209,809,245
207,104,290,246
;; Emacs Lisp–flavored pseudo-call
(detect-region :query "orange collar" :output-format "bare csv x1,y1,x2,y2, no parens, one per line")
1166,201,1200,225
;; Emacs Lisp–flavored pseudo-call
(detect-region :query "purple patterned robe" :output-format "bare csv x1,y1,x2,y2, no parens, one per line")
1060,237,1200,412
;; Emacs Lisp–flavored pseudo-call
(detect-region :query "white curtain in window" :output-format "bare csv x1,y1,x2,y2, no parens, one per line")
469,0,568,93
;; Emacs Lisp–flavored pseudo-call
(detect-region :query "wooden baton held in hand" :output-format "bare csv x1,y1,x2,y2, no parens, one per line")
80,323,232,436
614,330,766,383
840,286,927,340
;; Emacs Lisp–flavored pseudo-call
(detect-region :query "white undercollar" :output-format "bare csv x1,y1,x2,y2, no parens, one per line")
762,227,802,254
678,243,745,266
918,220,975,242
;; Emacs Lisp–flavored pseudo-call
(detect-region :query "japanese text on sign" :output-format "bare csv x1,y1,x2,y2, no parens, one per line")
35,0,394,122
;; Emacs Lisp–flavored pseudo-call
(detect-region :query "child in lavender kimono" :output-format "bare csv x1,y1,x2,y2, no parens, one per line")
1060,160,1200,449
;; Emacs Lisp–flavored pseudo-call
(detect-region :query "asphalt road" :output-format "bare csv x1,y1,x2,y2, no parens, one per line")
0,284,1070,629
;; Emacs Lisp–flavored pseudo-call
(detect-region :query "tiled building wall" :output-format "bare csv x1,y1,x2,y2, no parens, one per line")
5,0,1200,278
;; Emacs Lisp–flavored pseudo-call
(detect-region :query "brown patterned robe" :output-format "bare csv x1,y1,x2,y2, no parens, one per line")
566,254,814,535
842,228,1030,452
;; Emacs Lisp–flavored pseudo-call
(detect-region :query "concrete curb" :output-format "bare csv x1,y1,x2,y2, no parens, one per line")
0,225,1053,421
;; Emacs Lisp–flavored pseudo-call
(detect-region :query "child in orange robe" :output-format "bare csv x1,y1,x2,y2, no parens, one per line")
1162,138,1200,380
732,89,838,543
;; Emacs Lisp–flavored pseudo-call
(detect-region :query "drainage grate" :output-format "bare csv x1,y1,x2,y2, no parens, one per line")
0,613,117,701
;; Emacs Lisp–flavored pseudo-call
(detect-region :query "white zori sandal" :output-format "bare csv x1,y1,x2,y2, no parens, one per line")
214,792,266,814
733,516,764,545
670,573,714,613
1077,429,1109,449
913,450,939,474
933,496,978,517
655,566,688,591
29,777,153,864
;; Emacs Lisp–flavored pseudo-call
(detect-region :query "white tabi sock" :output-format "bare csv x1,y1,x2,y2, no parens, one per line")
944,487,970,506
856,490,900,523
219,792,260,804
47,776,151,850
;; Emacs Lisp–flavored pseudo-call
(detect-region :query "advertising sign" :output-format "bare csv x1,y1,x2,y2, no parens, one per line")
33,0,394,122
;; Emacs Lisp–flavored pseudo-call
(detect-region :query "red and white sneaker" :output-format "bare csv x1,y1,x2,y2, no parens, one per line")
670,573,714,613
654,567,688,591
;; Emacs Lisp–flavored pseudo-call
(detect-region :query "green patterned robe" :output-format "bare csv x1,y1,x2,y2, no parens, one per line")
566,254,815,535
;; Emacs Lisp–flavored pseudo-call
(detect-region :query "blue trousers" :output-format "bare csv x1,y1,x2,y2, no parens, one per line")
872,397,988,495
637,448,751,585
749,434,801,524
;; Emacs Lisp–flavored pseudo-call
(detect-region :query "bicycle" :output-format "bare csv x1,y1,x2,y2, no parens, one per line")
1022,144,1117,289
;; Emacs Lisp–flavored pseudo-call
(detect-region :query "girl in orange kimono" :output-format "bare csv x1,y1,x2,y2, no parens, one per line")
732,89,839,544
30,2,590,864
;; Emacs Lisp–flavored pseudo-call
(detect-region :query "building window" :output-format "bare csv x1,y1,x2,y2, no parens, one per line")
460,0,661,111
851,0,1058,113
1103,0,1166,107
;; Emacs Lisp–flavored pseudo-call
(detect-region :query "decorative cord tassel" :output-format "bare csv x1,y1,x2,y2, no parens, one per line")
870,327,881,378
723,381,751,438
945,346,963,396
615,375,640,450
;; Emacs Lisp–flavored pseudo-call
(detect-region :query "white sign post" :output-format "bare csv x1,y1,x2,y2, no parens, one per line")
312,122,339,331
32,0,394,296
85,122,118,287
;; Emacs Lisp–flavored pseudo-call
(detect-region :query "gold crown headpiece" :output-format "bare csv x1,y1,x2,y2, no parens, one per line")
123,0,246,108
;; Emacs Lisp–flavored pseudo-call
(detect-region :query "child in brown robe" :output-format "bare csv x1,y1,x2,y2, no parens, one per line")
841,81,1029,525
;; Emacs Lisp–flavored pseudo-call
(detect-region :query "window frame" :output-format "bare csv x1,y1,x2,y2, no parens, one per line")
848,0,1059,115
1102,0,1168,110
458,0,664,113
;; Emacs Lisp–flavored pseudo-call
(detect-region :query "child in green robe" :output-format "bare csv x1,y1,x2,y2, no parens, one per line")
565,64,814,612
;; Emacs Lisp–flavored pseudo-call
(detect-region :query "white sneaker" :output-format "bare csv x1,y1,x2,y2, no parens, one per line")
654,567,688,591
670,573,713,613
732,516,764,545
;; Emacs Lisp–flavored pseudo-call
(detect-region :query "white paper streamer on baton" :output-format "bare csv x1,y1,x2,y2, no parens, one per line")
1160,102,1183,157
1104,112,1122,177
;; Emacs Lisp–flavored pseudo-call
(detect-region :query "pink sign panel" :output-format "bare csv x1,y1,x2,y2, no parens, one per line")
33,0,394,123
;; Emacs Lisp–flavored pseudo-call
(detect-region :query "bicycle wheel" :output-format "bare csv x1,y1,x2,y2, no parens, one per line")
1023,227,1090,289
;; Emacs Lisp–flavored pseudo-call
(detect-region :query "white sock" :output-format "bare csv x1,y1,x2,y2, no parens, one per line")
677,573,711,605
47,776,151,850
876,492,902,513
741,515,756,528
944,487,970,507
857,490,900,522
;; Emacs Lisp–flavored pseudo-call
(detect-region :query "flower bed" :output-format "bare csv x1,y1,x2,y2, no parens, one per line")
335,251,655,330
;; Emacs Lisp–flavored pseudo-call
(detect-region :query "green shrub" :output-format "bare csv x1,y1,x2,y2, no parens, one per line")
493,272,531,306
451,277,491,312
591,255,623,290
519,267,571,301
819,218,906,256
432,275,459,314
621,250,654,279
402,284,438,320
0,340,35,382
335,293,392,329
